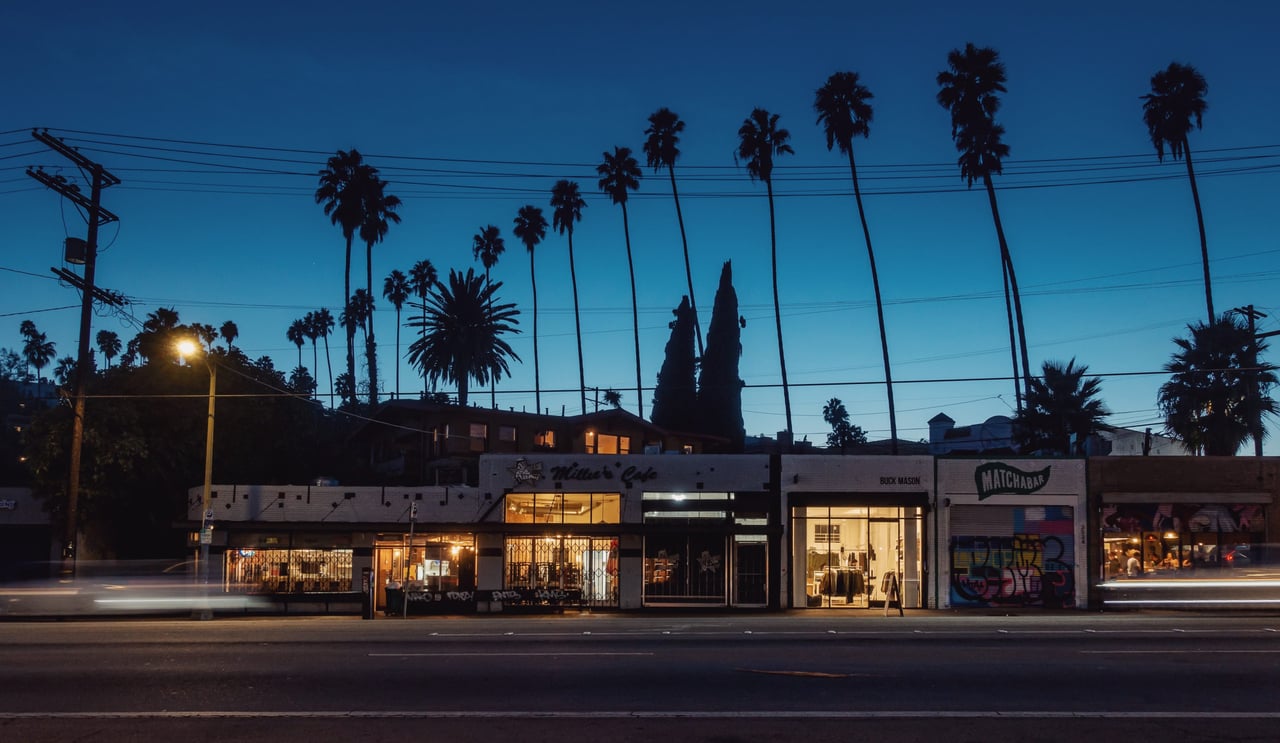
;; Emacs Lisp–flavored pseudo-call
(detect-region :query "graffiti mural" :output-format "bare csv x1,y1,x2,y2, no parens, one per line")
1101,503,1265,534
950,532,1075,608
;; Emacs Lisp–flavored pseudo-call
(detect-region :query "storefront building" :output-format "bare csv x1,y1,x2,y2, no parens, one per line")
1089,457,1280,609
936,458,1088,610
781,456,934,610
479,454,778,610
0,487,54,582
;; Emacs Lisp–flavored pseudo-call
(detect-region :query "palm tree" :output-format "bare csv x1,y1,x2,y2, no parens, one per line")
382,269,410,399
550,179,588,414
302,311,321,382
472,224,506,408
815,70,898,454
408,259,439,397
405,268,521,407
937,43,1030,411
1159,315,1278,456
358,171,402,406
54,356,78,387
22,329,55,391
603,388,622,409
219,320,239,353
513,205,549,414
1143,62,1213,323
1013,359,1111,456
287,318,307,371
313,307,336,405
644,107,703,357
736,108,796,441
95,329,121,369
315,149,366,400
597,146,645,418
18,320,38,381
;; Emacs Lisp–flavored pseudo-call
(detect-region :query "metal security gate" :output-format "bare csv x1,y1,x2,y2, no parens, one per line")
733,538,767,606
504,536,618,608
948,505,1075,608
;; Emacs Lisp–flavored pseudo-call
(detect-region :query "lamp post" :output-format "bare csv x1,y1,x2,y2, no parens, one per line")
178,338,216,620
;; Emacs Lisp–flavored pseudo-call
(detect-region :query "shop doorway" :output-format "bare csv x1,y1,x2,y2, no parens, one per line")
792,505,923,609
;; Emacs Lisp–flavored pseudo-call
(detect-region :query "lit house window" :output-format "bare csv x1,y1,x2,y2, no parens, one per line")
586,431,630,455
535,430,556,449
469,423,487,452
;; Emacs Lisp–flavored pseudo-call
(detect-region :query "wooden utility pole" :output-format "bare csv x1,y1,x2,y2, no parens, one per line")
26,129,120,579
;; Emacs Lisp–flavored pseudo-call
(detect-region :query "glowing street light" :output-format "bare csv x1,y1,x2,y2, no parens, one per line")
177,338,216,620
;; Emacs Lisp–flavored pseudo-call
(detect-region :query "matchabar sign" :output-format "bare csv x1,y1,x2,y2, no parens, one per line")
938,459,1085,504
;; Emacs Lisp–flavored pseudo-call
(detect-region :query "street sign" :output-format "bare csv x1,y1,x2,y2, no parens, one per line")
199,527,213,545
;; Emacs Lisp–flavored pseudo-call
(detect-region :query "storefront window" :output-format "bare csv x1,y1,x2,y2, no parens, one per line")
504,535,618,607
1101,503,1264,580
225,547,352,593
504,492,621,524
375,533,476,613
792,505,922,610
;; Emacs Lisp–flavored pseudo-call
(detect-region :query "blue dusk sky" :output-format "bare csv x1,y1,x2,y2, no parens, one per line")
4,1,1279,451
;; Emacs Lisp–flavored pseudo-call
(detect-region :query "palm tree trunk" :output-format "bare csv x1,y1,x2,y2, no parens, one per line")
621,201,643,419
393,308,401,400
984,172,1032,409
1000,256,1021,412
420,298,429,397
310,341,318,385
530,250,541,415
1183,141,1214,322
365,242,379,406
847,149,897,454
568,231,587,415
344,235,355,404
766,179,793,442
668,166,703,358
486,267,496,409
323,334,334,406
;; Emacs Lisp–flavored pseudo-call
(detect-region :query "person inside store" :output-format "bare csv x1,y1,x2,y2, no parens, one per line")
1125,551,1142,578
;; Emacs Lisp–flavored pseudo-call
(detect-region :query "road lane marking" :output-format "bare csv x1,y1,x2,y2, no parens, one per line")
367,652,654,657
7,711,1280,720
738,669,859,678
1081,649,1280,654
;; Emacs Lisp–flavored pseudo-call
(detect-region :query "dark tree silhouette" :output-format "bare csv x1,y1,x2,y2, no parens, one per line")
315,150,366,400
408,260,439,397
472,224,506,408
358,171,401,405
513,205,549,414
96,330,121,369
382,269,410,398
1013,359,1111,456
1159,315,1277,455
823,398,867,454
550,179,588,414
312,307,336,405
597,146,645,418
937,43,1030,411
1143,62,1213,322
405,268,521,407
651,296,697,433
815,70,898,454
286,318,307,371
644,107,703,357
736,108,795,443
697,262,745,452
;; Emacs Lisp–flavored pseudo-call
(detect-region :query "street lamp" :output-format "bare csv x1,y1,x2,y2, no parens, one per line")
178,338,216,620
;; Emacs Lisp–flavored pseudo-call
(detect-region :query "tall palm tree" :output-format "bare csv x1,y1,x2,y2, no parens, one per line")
550,179,588,414
736,107,795,441
358,171,402,406
219,320,239,354
18,320,38,381
1159,315,1278,456
644,107,703,357
315,149,366,400
337,299,361,405
302,311,321,383
22,329,56,388
815,70,898,454
382,269,410,399
597,146,645,418
95,329,121,369
53,355,78,387
287,318,307,371
472,224,506,408
1143,62,1213,323
408,259,439,397
513,205,549,414
313,307,336,405
1013,359,1111,456
937,42,1030,411
406,268,521,407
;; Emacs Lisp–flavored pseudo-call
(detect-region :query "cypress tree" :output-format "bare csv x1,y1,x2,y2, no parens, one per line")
697,261,745,451
651,296,697,432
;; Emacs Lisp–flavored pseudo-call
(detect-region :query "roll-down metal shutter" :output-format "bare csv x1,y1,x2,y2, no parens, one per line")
948,504,1075,608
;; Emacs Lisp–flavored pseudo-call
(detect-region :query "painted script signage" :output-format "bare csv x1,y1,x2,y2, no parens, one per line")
0,499,15,511
975,462,1051,500
546,461,658,488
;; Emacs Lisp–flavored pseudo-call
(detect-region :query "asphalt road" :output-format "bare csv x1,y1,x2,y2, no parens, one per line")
2,612,1279,742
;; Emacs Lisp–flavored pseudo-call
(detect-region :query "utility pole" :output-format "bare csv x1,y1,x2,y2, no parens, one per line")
1229,305,1272,458
26,129,120,579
